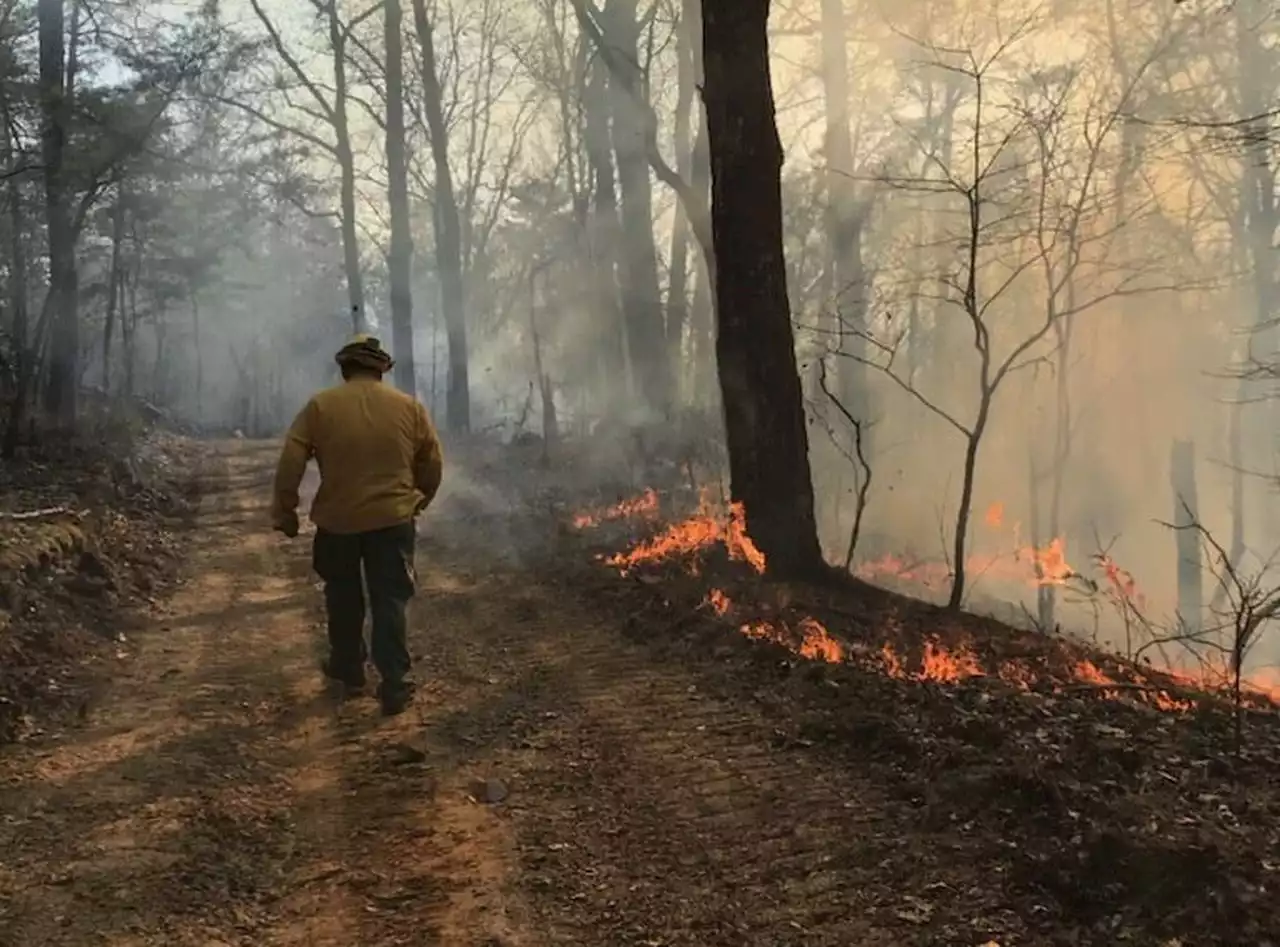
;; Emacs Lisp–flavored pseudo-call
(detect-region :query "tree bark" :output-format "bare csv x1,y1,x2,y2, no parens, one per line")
411,0,470,431
701,0,824,578
384,0,417,395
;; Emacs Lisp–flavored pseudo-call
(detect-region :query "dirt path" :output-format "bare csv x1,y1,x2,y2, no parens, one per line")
0,440,992,946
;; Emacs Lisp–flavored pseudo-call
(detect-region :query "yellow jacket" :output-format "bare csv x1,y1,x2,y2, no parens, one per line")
271,376,444,535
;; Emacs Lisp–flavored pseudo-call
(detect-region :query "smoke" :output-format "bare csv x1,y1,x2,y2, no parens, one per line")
70,0,1278,672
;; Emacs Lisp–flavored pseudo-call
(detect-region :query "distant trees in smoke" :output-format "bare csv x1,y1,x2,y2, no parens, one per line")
6,0,1280,621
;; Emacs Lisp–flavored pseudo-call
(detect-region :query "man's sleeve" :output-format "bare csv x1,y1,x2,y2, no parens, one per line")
413,403,444,509
272,401,316,527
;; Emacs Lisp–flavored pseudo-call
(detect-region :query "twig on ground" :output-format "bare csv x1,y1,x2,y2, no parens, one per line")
0,507,78,521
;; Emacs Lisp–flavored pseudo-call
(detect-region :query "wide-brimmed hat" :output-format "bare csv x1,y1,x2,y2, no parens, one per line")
335,334,395,373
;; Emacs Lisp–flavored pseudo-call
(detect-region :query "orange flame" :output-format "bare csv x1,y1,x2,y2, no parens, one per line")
984,501,1004,529
572,488,660,529
604,497,765,576
740,616,845,664
575,491,1278,712
857,500,1076,590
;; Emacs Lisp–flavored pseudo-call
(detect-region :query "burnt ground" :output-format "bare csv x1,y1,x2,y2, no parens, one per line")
1,437,1277,946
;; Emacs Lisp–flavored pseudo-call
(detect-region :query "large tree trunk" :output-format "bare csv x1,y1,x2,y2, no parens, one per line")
38,0,78,429
329,1,364,331
603,0,669,419
411,0,469,431
701,0,824,578
384,0,416,395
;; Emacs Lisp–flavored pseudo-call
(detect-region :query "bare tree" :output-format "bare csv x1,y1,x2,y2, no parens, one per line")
410,0,469,431
238,0,377,332
384,0,416,394
851,26,1177,610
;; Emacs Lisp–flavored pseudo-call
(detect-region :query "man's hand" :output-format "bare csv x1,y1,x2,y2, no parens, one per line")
275,511,300,538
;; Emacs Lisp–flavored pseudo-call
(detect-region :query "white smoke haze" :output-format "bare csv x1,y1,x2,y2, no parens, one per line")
7,0,1279,677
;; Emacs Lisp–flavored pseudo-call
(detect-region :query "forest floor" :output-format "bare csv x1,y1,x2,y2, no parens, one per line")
1,436,1278,947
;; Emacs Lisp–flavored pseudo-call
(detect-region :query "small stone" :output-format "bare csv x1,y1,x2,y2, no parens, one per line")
474,777,509,804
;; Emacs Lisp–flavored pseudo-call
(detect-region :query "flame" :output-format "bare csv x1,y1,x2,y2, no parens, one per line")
572,488,660,529
866,638,1201,712
877,638,984,684
795,617,845,663
604,496,765,576
857,499,1077,591
740,616,845,664
919,639,984,681
984,501,1004,529
574,490,1278,712
1096,554,1147,609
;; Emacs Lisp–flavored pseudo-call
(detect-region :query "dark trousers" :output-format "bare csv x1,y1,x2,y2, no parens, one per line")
312,522,416,695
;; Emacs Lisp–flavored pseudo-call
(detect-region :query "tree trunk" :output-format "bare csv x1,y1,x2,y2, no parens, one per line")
153,322,167,404
38,0,77,430
411,0,469,431
701,0,824,578
123,255,139,400
948,414,988,611
191,293,202,422
1170,440,1203,634
102,191,124,396
685,0,714,408
819,0,867,410
665,0,696,407
329,1,364,331
529,263,558,451
1235,0,1279,545
384,0,417,395
2,98,30,459
604,0,669,419
583,52,628,416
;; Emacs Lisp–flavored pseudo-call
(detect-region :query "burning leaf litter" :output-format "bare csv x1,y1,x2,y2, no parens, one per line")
571,488,660,529
572,490,1277,713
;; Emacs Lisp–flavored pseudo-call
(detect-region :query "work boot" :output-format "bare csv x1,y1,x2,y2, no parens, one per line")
378,679,415,717
321,658,367,693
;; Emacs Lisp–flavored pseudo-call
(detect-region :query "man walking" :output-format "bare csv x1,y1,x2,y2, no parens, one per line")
271,335,443,716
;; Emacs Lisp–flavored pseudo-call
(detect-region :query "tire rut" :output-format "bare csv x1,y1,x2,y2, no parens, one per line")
414,551,911,946
2,441,944,947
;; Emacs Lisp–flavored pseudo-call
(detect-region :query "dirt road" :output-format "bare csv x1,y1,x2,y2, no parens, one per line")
0,439,1224,946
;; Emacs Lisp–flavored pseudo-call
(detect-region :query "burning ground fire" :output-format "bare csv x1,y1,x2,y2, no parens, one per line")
571,492,1279,712
854,502,1084,593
